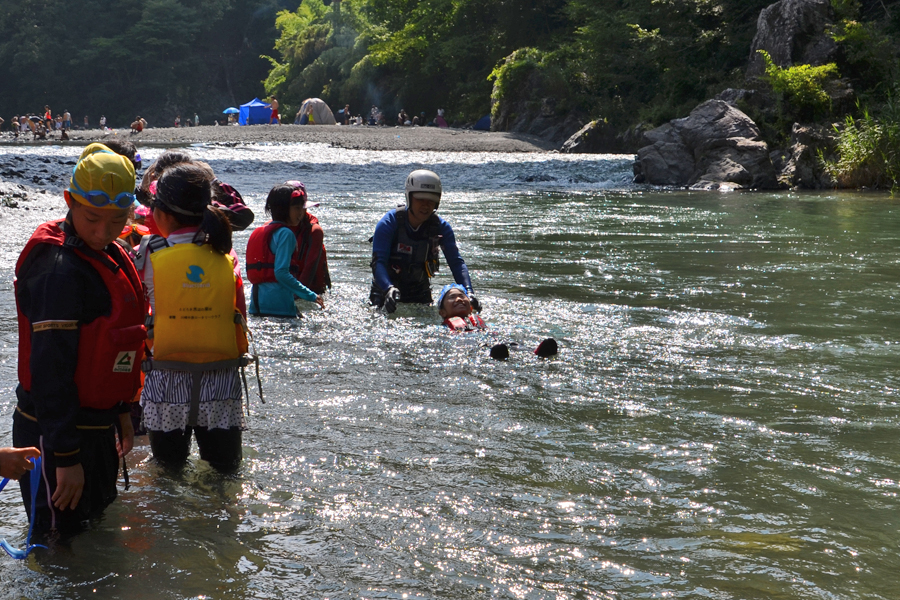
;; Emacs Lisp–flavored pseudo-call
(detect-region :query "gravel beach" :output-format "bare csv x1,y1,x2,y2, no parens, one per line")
0,124,557,153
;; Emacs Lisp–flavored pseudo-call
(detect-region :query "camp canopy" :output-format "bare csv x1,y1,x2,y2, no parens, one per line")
474,115,491,131
297,98,337,125
239,98,272,125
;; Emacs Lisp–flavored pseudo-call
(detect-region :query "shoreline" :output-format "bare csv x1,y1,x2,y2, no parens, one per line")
0,124,559,153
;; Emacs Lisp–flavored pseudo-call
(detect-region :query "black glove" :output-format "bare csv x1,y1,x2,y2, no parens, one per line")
468,291,482,313
383,286,401,313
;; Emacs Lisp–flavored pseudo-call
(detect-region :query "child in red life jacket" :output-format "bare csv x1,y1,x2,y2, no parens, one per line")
14,143,145,535
437,284,558,360
246,181,325,317
438,284,487,332
289,193,330,295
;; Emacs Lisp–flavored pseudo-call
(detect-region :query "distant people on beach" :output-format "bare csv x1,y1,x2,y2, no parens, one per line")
298,105,314,125
174,115,181,128
368,106,386,126
194,113,200,127
100,115,107,129
338,104,350,125
269,97,280,124
397,109,410,126
131,116,146,134
84,115,89,129
426,113,449,128
63,110,71,130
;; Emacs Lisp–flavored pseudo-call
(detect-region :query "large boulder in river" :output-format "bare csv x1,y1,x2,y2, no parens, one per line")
560,120,631,154
634,100,778,190
747,0,838,78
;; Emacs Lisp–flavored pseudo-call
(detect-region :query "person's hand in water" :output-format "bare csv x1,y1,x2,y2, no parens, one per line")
117,412,134,458
0,447,40,480
315,295,325,309
383,286,400,313
53,464,84,510
467,291,482,313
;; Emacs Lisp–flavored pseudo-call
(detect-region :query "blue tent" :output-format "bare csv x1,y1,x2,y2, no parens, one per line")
239,98,272,125
474,115,491,131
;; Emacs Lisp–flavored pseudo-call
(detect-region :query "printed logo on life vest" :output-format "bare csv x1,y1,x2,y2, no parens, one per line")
113,351,136,373
396,243,413,255
183,265,211,288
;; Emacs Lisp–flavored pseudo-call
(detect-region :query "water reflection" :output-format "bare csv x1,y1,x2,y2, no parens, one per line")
0,144,899,598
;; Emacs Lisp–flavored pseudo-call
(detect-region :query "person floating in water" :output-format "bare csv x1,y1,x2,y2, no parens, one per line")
13,143,144,535
370,169,480,313
436,284,558,359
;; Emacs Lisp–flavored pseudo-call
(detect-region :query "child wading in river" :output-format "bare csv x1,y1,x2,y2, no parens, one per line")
137,163,249,472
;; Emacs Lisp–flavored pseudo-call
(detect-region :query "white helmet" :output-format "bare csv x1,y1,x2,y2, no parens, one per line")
405,169,442,209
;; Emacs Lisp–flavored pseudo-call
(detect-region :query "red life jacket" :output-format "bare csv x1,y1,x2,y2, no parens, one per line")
291,213,331,294
16,220,147,410
245,221,300,284
443,314,486,332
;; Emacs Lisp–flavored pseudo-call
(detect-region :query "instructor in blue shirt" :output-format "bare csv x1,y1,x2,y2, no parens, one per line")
369,169,480,313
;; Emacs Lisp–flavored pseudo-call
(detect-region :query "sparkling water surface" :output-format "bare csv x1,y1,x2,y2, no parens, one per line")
0,143,898,599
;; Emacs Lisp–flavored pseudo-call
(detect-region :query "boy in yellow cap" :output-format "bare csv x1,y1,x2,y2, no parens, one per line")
13,143,146,536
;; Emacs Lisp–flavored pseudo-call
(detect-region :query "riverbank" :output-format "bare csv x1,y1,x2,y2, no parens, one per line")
0,124,558,153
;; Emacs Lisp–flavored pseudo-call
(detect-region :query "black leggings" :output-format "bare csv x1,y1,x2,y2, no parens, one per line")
148,426,242,472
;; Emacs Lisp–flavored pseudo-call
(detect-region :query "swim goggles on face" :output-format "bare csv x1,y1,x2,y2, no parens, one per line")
69,164,136,208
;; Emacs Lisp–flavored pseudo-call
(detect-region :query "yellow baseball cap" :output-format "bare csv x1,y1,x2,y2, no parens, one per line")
68,143,136,209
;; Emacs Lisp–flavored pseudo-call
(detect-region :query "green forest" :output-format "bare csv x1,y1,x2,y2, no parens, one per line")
1,0,899,170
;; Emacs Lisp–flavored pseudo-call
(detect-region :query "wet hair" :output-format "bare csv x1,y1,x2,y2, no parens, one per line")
136,150,195,205
154,163,232,254
265,182,307,223
103,139,140,169
148,150,193,181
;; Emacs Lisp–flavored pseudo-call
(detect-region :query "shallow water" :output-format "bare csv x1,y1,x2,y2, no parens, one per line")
0,144,899,599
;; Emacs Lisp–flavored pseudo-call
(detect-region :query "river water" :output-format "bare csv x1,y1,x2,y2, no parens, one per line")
0,143,898,599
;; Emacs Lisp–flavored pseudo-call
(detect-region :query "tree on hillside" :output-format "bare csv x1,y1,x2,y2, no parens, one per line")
0,0,287,125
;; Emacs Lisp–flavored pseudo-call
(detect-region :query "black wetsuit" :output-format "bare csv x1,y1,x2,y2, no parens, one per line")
14,219,131,533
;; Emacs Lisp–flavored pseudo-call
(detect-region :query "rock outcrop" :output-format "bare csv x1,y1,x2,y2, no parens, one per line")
489,57,588,146
634,100,778,190
774,123,837,188
747,0,838,78
560,120,633,154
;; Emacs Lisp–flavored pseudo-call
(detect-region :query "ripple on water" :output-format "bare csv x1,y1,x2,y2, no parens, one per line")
0,144,899,599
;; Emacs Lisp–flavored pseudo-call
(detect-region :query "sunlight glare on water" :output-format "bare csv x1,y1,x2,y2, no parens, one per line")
0,143,898,599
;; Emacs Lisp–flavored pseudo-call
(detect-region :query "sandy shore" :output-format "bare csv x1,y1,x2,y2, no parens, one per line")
0,124,557,153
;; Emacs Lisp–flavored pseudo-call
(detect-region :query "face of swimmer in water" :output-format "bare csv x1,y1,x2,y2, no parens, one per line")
439,287,473,319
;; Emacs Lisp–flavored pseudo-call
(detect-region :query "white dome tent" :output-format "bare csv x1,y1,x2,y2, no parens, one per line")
296,98,337,125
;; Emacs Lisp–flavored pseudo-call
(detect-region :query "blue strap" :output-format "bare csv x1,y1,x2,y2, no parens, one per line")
0,457,47,559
